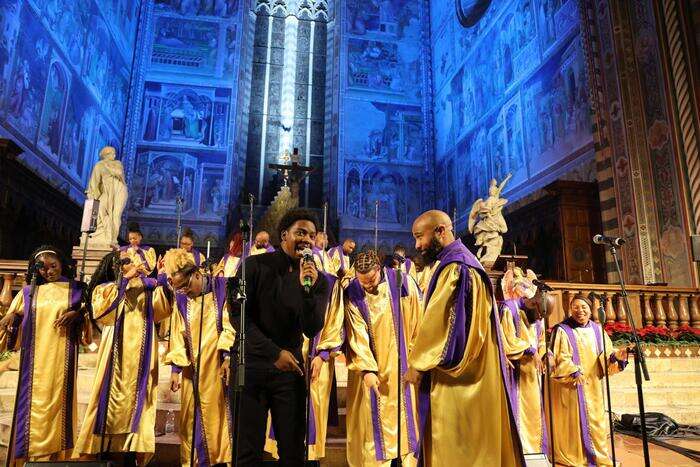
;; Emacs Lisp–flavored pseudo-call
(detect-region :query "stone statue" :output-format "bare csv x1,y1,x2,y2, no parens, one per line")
468,173,512,268
86,146,128,247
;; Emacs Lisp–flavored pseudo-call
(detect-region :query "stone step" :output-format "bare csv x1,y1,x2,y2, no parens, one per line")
611,385,700,408
610,369,700,388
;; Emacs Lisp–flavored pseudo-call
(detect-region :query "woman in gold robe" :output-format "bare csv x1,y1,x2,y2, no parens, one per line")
0,246,88,465
264,272,345,461
501,298,547,454
73,251,172,464
163,248,235,466
344,252,422,467
120,222,157,275
549,295,628,466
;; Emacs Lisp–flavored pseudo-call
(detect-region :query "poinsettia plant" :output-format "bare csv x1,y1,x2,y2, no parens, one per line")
604,322,700,345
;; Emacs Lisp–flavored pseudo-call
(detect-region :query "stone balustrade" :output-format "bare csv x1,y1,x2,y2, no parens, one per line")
0,260,28,313
545,281,700,329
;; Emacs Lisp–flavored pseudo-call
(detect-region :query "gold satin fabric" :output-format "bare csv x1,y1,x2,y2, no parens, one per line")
501,306,546,454
408,264,522,467
217,255,241,278
249,246,269,256
265,276,345,460
123,246,156,274
548,324,623,466
164,292,235,466
415,261,438,295
4,281,80,465
313,249,332,274
73,279,171,462
344,277,422,467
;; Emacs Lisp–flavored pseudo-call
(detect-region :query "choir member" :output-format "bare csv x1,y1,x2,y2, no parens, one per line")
180,228,206,268
549,294,629,466
404,210,523,466
246,230,275,256
0,246,88,465
344,251,422,466
120,222,156,275
312,231,332,272
73,251,172,464
162,248,235,466
217,231,243,278
327,238,356,281
499,268,548,455
386,244,418,282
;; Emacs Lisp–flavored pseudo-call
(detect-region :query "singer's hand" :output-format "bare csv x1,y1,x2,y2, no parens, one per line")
363,372,381,399
0,312,16,333
157,255,166,275
616,347,630,362
170,373,181,392
123,264,139,280
274,349,304,375
403,367,422,386
310,356,324,382
573,372,587,387
534,355,545,375
219,357,230,384
54,310,81,329
299,258,319,288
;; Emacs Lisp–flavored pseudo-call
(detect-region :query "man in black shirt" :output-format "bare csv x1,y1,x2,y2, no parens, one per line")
232,208,329,466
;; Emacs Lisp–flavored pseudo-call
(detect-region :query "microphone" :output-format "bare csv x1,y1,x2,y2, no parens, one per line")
33,260,45,271
532,278,553,292
301,248,314,293
593,234,626,247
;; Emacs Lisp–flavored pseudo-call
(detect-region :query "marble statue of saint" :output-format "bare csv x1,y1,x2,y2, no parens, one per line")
86,146,128,247
468,173,512,268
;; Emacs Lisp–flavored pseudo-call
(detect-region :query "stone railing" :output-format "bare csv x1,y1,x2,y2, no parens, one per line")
545,281,700,329
0,260,27,313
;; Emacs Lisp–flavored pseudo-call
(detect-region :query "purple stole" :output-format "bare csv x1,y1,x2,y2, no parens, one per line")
192,249,203,267
173,277,228,466
404,259,413,276
554,318,605,467
119,244,152,268
346,269,418,461
93,276,157,438
13,278,82,458
418,240,523,463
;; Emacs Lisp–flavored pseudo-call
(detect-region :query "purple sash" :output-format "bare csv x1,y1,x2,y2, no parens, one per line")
417,240,523,463
557,320,603,467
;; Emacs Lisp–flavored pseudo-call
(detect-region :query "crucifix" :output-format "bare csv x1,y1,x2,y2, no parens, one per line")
268,147,314,200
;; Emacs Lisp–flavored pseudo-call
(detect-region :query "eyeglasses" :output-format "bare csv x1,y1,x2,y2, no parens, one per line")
170,268,197,293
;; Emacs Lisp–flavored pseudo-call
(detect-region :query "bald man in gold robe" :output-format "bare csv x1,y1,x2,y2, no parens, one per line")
404,210,524,466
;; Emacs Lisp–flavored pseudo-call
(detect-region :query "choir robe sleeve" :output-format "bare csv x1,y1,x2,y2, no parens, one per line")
164,307,190,371
406,277,424,354
315,280,345,359
500,307,534,361
551,327,582,383
217,301,236,355
344,299,379,373
597,330,626,377
91,283,120,326
144,248,157,273
152,286,173,324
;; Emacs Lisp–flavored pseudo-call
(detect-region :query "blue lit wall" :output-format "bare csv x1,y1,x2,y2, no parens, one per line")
0,0,140,203
121,0,245,248
431,0,594,231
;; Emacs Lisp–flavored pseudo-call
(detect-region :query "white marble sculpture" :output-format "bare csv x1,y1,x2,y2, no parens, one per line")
86,146,128,247
468,173,512,268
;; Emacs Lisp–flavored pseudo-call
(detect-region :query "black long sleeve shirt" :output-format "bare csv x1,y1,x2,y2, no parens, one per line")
230,249,328,370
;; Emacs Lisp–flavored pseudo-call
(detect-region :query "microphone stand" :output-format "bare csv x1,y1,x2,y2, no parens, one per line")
5,264,40,467
394,260,404,466
597,296,616,466
537,283,555,465
231,221,250,466
190,247,212,466
607,244,651,466
303,250,315,464
99,255,126,461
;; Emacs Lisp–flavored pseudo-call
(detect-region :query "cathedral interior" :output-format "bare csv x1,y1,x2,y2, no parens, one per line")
0,0,699,287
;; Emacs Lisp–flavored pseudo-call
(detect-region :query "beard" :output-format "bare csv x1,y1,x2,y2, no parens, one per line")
420,237,443,264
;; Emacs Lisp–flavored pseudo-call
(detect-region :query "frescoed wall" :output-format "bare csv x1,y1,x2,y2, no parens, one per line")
0,0,140,203
121,0,245,248
431,0,595,232
333,0,433,249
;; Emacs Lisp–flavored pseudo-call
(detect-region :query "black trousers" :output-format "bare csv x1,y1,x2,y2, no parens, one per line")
236,367,307,466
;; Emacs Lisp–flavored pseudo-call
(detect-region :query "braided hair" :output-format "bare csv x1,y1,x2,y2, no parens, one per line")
26,245,75,286
354,250,381,274
86,251,119,321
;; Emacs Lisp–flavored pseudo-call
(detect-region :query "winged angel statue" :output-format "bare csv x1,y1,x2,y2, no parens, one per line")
468,173,512,268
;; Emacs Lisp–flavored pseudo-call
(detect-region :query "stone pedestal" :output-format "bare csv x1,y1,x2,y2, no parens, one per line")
72,244,113,283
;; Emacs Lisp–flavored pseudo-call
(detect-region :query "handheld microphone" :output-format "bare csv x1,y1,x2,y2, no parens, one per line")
593,234,626,247
301,248,314,293
532,278,554,292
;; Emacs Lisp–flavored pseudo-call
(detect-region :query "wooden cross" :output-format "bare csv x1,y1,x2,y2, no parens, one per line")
268,147,314,199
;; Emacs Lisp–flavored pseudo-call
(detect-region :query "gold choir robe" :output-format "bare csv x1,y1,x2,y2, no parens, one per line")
549,318,626,466
74,276,171,462
500,299,547,454
264,273,345,460
120,245,156,274
408,240,522,467
344,268,422,466
327,246,354,283
187,249,207,269
247,244,275,256
217,253,241,278
2,279,85,465
164,277,235,466
312,247,332,275
415,261,437,295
